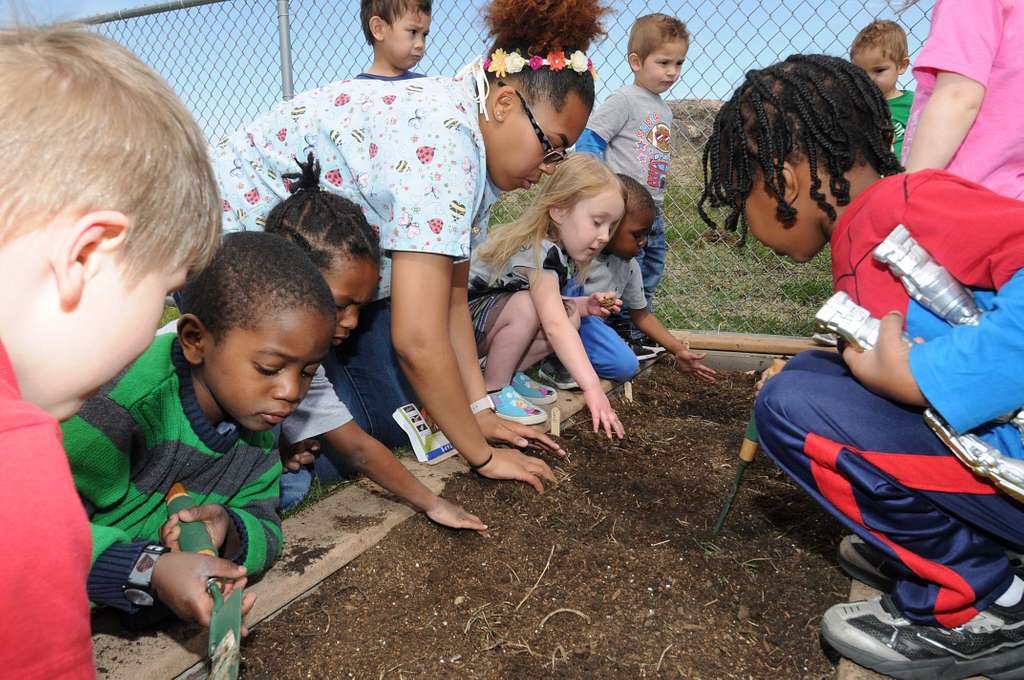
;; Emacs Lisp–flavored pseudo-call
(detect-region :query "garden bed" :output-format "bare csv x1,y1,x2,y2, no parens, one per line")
240,362,848,679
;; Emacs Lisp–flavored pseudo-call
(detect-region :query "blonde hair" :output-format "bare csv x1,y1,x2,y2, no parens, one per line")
628,13,689,63
0,25,220,279
850,20,909,63
476,154,623,283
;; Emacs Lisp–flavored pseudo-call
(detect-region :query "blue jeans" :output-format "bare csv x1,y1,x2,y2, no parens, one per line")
636,206,666,313
326,299,416,449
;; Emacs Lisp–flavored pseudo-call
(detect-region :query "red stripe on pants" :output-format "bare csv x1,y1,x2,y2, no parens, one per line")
805,433,979,627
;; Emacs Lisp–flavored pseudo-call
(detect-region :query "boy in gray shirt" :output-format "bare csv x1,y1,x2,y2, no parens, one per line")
575,13,689,350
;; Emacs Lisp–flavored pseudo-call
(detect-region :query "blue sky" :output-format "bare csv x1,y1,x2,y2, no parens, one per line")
6,0,936,141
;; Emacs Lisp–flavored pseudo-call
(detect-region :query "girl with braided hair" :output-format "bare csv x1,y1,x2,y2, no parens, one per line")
213,0,615,494
701,54,1024,679
262,154,487,533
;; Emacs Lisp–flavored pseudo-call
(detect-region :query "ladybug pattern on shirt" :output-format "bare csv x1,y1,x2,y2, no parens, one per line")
211,75,497,300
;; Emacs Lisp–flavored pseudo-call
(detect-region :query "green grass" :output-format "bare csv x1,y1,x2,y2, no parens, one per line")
281,477,356,519
489,178,833,336
159,305,181,328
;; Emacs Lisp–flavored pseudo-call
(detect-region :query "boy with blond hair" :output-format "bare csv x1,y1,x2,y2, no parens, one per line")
358,0,431,80
851,19,914,159
575,13,689,357
0,25,224,677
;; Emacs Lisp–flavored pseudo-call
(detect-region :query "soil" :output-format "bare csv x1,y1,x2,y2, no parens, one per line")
240,363,848,679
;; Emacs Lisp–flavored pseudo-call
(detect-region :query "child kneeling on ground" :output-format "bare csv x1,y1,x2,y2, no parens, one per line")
701,53,1024,679
545,174,715,387
468,154,625,439
63,232,335,627
265,155,486,534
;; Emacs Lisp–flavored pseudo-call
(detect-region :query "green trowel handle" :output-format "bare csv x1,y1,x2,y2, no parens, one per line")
744,412,759,445
164,482,217,556
207,579,243,674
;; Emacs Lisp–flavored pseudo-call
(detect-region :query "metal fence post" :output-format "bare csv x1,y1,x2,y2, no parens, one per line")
276,0,294,100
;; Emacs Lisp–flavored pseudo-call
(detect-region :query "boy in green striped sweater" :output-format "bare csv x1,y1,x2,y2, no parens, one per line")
63,231,335,625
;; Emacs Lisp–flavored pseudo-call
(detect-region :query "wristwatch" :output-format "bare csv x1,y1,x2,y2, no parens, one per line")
124,544,169,606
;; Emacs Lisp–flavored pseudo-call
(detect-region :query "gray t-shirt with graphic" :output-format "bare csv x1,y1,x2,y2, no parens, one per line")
585,84,673,204
583,253,647,310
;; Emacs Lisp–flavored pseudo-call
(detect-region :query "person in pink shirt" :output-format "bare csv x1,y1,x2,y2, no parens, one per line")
902,0,1024,199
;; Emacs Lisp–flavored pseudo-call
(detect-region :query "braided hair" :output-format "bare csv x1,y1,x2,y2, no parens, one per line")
698,54,903,244
264,153,381,273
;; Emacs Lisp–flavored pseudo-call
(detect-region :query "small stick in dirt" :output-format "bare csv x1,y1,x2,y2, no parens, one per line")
550,644,568,670
498,561,520,584
656,644,674,672
515,544,555,611
624,381,633,402
539,608,591,628
549,406,561,437
587,513,608,533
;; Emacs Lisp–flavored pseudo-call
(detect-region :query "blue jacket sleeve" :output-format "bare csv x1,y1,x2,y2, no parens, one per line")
574,128,608,159
910,269,1024,432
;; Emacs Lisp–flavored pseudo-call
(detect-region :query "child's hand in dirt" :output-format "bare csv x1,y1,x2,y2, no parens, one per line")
754,358,788,395
475,447,557,493
475,409,565,457
151,551,257,634
161,503,231,551
674,349,717,383
281,437,320,472
424,497,489,536
584,387,625,439
587,292,622,318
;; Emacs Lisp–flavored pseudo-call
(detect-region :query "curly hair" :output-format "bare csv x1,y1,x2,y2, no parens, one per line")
698,54,903,244
180,231,335,341
483,0,612,113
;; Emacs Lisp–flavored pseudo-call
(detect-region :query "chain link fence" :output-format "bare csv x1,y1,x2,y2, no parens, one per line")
87,0,935,336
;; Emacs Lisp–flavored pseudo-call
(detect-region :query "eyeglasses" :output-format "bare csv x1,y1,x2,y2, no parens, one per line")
500,81,568,166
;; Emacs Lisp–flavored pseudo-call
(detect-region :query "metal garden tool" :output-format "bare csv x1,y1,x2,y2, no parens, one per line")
713,358,787,535
712,412,759,535
165,483,244,680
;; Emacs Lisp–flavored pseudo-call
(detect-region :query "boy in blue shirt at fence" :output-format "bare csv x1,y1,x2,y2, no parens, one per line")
358,0,430,81
575,13,689,355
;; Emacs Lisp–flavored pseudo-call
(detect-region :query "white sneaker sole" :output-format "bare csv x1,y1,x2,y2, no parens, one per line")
495,409,548,426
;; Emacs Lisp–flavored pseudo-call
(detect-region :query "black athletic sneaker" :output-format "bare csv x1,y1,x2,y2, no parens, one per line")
538,357,578,390
837,535,903,592
629,341,658,361
635,333,667,356
821,594,1024,679
838,534,1024,594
